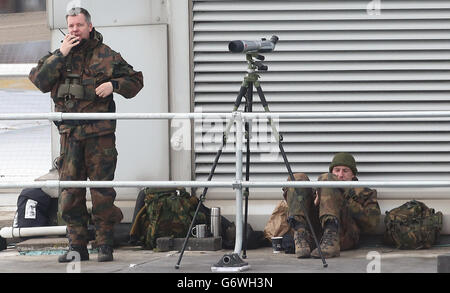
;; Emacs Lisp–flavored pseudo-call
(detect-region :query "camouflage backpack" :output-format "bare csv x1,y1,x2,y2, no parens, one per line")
384,200,443,249
129,187,207,250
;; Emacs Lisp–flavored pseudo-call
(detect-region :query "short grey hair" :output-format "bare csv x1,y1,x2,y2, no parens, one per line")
65,7,92,24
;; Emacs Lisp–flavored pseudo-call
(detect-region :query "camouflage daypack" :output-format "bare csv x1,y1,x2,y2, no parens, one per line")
384,200,443,249
129,187,207,250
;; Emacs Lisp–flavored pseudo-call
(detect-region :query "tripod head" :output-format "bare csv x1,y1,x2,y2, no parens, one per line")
246,53,268,71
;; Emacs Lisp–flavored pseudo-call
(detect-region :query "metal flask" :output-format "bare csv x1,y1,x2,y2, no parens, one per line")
210,207,221,237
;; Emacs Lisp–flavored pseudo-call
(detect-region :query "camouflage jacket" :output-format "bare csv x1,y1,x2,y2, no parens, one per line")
29,28,144,140
345,184,381,233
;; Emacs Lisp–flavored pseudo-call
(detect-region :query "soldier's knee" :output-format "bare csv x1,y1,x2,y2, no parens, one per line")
288,172,310,182
60,206,89,225
59,189,89,222
283,173,310,199
317,172,338,181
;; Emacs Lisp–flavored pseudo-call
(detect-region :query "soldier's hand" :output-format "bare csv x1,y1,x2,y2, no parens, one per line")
96,82,114,98
60,34,80,57
314,190,320,206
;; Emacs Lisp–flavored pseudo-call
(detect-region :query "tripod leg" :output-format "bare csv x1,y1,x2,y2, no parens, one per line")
175,147,224,269
242,82,253,259
175,85,248,269
255,84,328,268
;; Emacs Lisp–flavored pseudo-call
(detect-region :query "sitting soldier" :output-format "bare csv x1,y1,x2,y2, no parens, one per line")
283,152,381,258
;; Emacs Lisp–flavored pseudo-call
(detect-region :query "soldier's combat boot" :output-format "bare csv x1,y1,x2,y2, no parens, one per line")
294,228,313,258
288,217,314,259
58,245,89,263
97,245,114,262
311,219,340,259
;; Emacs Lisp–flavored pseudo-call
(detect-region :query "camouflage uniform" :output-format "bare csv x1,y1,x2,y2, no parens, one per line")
284,172,381,251
29,28,144,247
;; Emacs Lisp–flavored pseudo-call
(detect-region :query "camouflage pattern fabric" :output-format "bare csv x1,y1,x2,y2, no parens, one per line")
29,28,143,248
384,200,443,249
29,28,144,140
285,172,381,251
58,133,123,247
284,173,322,238
129,188,207,250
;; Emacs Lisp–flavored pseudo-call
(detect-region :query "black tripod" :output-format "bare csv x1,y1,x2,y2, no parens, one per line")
175,52,328,269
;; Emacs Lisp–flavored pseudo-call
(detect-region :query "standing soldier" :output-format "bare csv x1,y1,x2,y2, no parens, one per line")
283,153,381,258
29,7,144,262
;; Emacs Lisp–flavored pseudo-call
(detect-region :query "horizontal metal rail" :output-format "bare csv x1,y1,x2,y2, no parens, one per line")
2,180,450,189
2,110,450,121
0,112,231,120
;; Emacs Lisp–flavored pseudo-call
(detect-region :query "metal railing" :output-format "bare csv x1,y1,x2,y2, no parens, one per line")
3,110,450,120
2,110,450,255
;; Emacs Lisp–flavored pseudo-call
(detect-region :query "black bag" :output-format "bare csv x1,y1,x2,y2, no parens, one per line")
15,188,58,227
281,233,295,254
222,222,269,250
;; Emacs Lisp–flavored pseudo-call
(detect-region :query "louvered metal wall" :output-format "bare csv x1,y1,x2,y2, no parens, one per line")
192,0,450,200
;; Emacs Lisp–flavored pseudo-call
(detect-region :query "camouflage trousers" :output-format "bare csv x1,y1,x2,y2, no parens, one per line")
58,132,123,247
285,173,360,250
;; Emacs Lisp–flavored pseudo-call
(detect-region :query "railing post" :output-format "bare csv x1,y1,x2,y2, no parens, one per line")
234,111,244,255
211,111,250,272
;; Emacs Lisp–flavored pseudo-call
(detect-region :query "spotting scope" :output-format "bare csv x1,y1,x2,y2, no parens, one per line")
228,35,279,53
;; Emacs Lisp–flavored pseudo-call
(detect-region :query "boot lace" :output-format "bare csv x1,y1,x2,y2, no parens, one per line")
321,227,337,246
295,230,310,248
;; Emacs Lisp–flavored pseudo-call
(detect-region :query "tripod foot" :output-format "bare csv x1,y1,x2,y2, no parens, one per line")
211,253,251,272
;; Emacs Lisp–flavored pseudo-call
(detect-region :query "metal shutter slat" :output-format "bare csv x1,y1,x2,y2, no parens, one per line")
192,0,450,193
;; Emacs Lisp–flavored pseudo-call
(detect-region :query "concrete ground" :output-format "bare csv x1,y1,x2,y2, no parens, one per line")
0,240,448,274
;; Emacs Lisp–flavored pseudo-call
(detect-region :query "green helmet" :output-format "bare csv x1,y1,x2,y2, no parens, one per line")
329,152,358,175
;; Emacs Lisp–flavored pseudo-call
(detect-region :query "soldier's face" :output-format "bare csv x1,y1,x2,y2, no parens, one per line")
67,14,92,40
332,165,355,181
